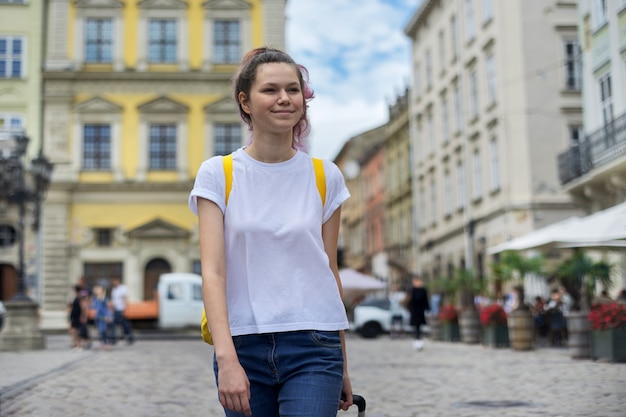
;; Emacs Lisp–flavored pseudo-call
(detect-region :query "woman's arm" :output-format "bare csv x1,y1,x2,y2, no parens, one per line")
197,198,251,416
322,207,353,411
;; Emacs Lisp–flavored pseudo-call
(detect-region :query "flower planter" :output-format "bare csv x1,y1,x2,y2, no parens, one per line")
441,322,460,342
507,309,534,351
482,325,509,348
591,328,626,363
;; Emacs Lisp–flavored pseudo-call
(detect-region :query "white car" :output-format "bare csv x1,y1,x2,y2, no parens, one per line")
352,297,414,338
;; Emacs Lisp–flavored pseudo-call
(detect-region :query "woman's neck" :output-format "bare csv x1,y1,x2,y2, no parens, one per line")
245,134,296,163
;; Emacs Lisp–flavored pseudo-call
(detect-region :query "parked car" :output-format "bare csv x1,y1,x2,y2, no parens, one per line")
351,297,414,338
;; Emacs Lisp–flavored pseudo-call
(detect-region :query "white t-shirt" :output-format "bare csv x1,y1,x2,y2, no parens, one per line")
189,148,350,336
111,284,128,312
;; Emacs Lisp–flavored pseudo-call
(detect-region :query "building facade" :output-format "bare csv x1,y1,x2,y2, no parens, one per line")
39,0,287,329
404,0,583,286
558,0,626,209
0,0,45,301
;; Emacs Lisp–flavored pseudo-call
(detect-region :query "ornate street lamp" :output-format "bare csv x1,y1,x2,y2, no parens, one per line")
0,133,53,351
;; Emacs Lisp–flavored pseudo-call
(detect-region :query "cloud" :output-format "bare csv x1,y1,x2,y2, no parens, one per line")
286,0,422,159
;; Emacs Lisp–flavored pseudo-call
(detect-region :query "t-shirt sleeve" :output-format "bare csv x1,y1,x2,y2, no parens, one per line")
322,160,350,224
188,156,227,216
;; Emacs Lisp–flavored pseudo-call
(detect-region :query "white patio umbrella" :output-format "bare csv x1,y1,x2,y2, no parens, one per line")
487,216,582,254
338,268,386,305
556,201,626,246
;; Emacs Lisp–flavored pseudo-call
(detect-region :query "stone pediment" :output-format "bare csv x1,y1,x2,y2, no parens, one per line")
203,0,251,10
0,88,23,105
75,97,123,113
74,0,124,8
138,0,188,9
204,97,238,114
127,218,190,239
138,96,189,114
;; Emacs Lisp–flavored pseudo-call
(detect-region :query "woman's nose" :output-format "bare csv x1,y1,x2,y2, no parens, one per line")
277,90,290,103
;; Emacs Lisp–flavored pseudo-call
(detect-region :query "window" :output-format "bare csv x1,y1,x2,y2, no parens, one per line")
592,0,608,29
444,171,452,215
414,63,422,96
438,30,445,70
472,149,482,199
0,113,24,137
453,83,463,133
83,262,123,290
427,110,435,153
489,138,500,192
425,49,432,88
0,36,25,78
95,228,113,247
466,0,475,41
569,126,583,146
483,0,493,22
83,124,111,170
441,95,450,143
214,123,241,155
430,178,437,225
0,225,17,248
599,74,613,125
149,124,177,170
485,54,496,104
450,15,459,60
564,40,581,90
469,70,479,120
457,160,466,209
149,19,177,63
418,186,426,229
85,18,113,63
214,20,240,64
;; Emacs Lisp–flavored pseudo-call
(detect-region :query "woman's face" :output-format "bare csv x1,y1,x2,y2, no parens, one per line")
238,62,304,137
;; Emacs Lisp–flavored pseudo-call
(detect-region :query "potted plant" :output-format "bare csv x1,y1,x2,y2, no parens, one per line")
453,268,485,344
439,304,460,342
551,250,614,359
491,251,544,351
588,302,626,362
480,304,509,347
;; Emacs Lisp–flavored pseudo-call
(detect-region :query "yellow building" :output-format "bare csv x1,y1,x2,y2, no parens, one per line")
40,0,287,330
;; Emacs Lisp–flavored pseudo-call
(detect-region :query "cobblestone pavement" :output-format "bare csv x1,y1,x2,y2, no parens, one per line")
1,333,624,417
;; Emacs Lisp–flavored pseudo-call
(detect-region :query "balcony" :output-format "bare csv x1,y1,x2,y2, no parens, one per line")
558,112,626,184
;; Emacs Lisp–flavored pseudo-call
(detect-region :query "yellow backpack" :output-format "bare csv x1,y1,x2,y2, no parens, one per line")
201,154,326,344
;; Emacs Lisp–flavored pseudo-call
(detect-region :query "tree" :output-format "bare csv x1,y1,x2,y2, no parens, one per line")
492,251,544,311
550,250,614,311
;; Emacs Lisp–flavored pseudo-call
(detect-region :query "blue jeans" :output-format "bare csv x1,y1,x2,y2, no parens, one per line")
111,310,133,342
214,331,344,417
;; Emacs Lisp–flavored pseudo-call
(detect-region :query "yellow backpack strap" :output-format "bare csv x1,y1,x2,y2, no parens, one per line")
223,154,233,205
312,157,326,207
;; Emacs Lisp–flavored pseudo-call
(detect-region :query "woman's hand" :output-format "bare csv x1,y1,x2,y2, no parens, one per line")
338,373,353,411
218,359,252,416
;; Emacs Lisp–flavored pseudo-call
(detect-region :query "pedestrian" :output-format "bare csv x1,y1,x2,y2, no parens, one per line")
189,47,353,416
407,275,430,351
68,285,85,350
91,285,113,350
110,277,134,345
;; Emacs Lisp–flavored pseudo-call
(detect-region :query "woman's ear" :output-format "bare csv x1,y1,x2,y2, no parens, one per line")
238,92,251,115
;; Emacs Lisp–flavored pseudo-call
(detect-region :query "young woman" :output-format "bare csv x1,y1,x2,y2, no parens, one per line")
189,47,353,416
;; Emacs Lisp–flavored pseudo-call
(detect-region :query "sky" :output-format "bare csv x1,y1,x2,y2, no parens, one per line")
285,0,423,160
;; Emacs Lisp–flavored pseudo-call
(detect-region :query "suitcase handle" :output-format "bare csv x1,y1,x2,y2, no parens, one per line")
342,394,366,413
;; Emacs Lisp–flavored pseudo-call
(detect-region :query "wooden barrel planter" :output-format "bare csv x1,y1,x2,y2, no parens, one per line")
508,309,534,351
459,309,481,344
567,310,590,359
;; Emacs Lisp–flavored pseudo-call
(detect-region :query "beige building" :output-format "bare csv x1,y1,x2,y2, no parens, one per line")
404,0,583,286
0,0,45,301
39,0,287,330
